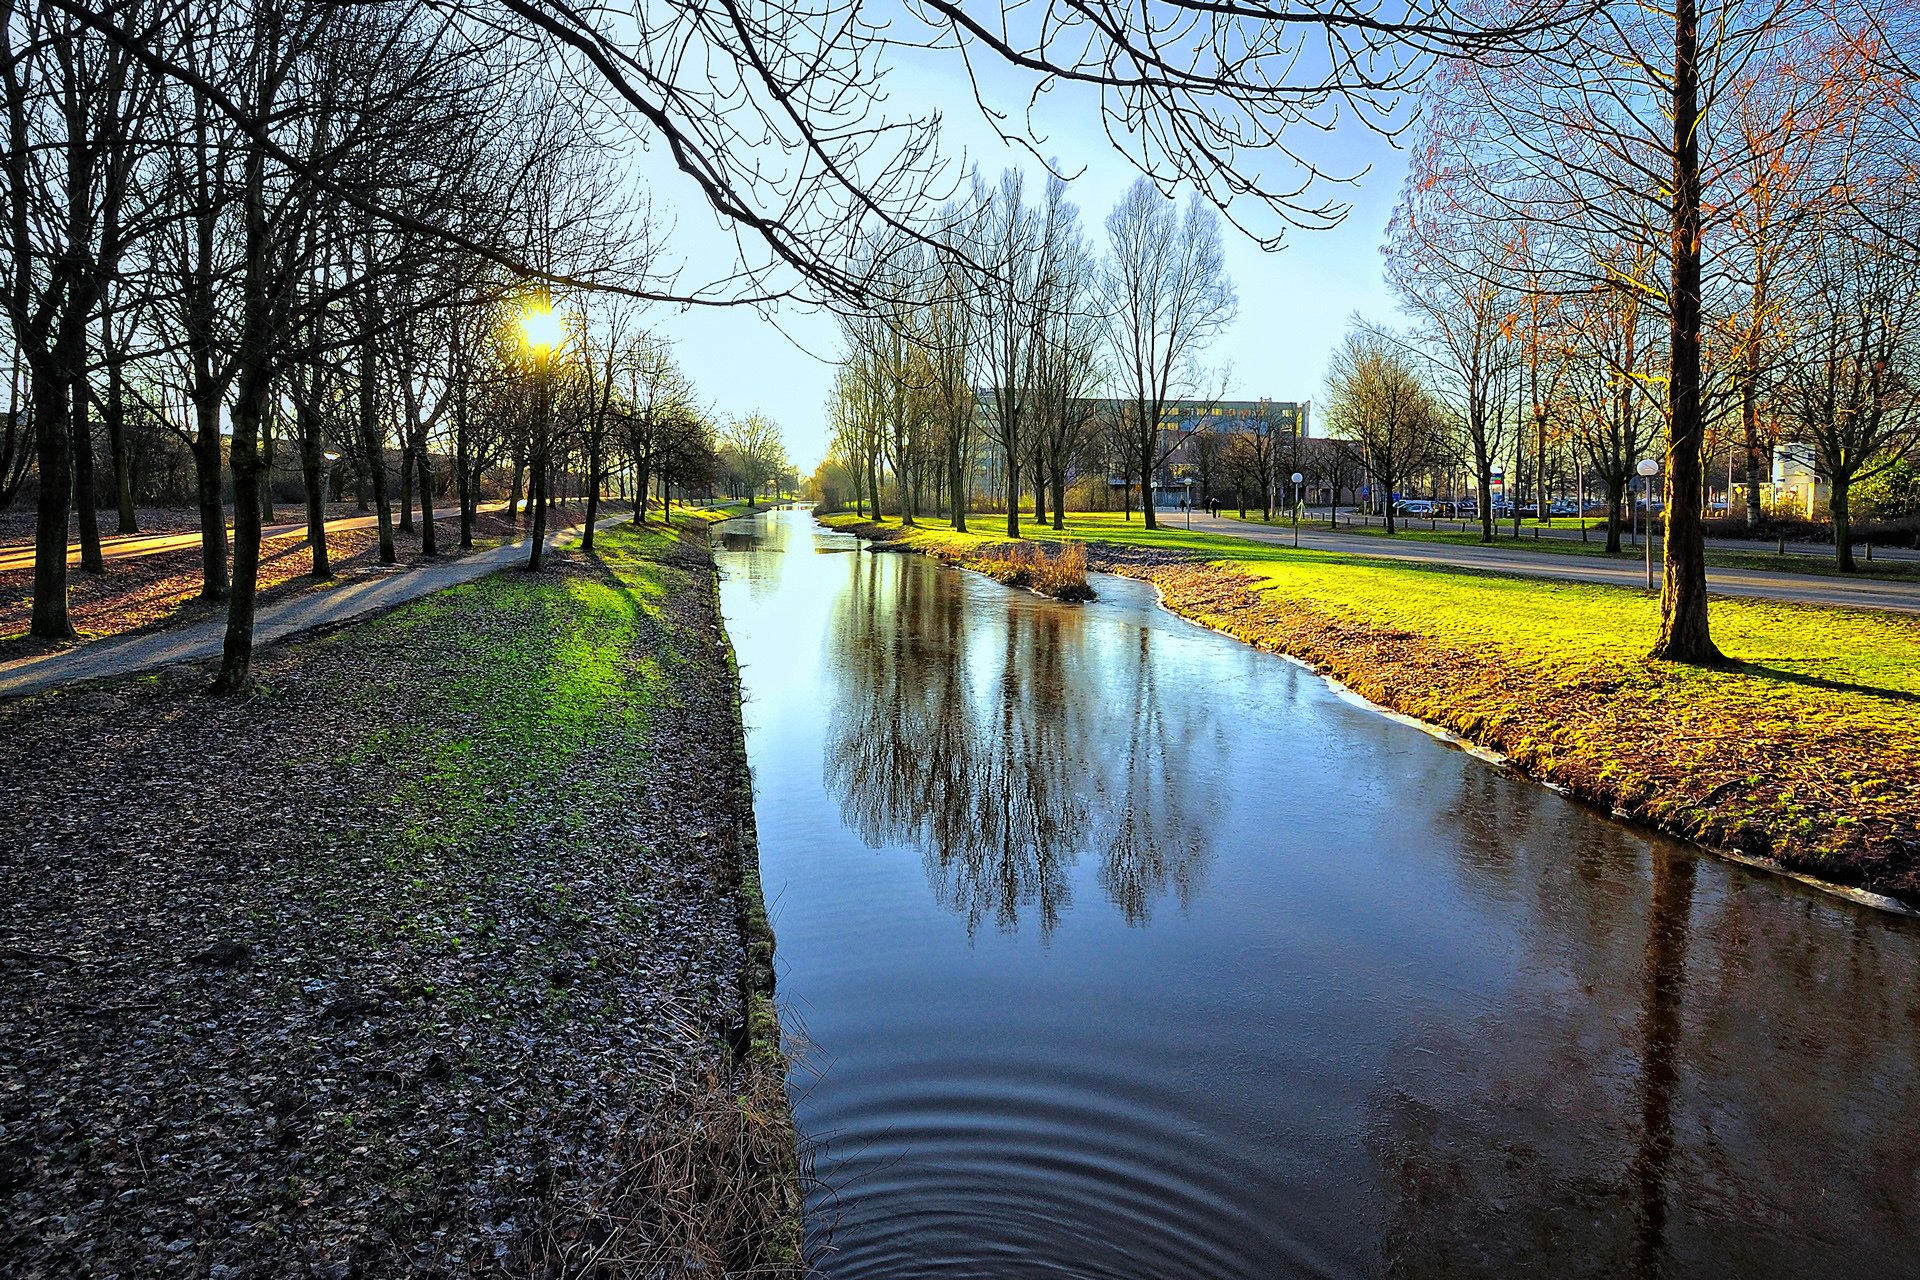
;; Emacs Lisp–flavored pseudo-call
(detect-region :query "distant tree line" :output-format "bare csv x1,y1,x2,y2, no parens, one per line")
824,174,1237,538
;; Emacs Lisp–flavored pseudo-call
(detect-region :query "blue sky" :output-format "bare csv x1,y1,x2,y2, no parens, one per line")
626,29,1413,471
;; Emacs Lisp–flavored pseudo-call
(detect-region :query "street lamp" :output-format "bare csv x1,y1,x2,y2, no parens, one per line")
520,299,564,571
1636,457,1661,593
321,449,340,504
1291,471,1304,548
1184,477,1193,529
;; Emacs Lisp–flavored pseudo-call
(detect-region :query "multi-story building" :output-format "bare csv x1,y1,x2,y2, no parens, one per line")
1129,398,1310,506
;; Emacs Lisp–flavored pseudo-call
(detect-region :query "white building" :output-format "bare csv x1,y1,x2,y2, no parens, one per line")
1771,443,1828,519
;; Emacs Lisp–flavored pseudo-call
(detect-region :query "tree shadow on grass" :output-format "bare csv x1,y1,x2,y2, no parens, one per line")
1727,661,1920,706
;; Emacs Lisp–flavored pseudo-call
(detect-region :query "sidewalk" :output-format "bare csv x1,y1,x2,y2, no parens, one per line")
0,517,613,700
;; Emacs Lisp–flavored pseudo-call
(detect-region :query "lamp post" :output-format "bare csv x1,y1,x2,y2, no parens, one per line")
1291,471,1304,548
1184,478,1193,529
520,300,564,571
1636,457,1661,593
321,450,339,504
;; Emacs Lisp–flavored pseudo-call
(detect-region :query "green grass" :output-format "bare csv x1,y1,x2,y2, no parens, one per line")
1215,510,1920,580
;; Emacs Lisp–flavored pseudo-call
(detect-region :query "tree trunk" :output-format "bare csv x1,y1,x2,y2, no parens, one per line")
101,317,136,533
526,367,550,572
398,445,415,533
948,434,967,532
1473,430,1494,543
258,408,275,524
298,396,330,580
417,438,438,556
1051,463,1067,531
1831,480,1855,573
581,440,600,552
191,396,229,600
1651,0,1721,665
359,337,395,565
1139,434,1157,530
634,460,650,524
507,453,522,524
1606,487,1625,554
214,376,268,694
29,365,75,639
1005,451,1020,538
70,372,103,573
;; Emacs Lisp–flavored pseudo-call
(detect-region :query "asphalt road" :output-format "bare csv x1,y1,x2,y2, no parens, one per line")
0,517,613,700
1313,510,1920,564
0,503,504,574
1188,512,1920,614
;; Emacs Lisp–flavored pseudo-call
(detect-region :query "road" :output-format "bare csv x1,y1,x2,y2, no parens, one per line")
1187,512,1920,614
0,517,613,700
0,503,504,574
1312,510,1920,564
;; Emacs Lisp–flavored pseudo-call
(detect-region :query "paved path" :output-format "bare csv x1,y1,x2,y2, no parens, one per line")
1186,513,1920,614
0,504,508,574
0,518,614,700
1300,510,1920,564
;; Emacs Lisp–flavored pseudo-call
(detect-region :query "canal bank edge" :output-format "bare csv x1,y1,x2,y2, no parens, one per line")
816,511,1920,920
697,518,808,1264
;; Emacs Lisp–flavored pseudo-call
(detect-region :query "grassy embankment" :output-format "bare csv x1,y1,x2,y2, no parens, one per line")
1224,511,1920,580
822,509,1920,906
0,512,798,1276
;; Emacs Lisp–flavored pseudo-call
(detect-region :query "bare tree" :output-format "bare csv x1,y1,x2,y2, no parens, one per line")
1100,178,1237,530
1324,322,1445,535
1774,198,1920,569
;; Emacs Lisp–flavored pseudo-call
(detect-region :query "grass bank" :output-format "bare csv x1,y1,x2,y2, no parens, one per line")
822,509,1920,907
1223,512,1920,581
0,514,799,1276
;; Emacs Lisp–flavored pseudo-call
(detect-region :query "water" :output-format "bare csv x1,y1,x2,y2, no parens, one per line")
714,509,1920,1278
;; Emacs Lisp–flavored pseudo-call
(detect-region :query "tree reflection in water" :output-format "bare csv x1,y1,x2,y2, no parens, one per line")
824,552,1211,937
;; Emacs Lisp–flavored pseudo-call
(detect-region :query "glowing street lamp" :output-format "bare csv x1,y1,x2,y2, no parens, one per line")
1636,457,1661,593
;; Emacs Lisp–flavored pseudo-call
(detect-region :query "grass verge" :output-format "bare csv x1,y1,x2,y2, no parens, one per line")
1222,512,1920,581
823,509,1920,905
0,517,800,1276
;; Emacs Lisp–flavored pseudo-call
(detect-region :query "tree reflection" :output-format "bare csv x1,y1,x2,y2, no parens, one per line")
824,554,1211,936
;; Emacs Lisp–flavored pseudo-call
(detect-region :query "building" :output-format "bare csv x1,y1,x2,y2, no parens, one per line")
1771,443,1828,518
967,394,1310,508
1139,399,1310,506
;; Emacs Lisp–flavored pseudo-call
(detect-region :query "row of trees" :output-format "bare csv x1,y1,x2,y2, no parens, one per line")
1376,0,1920,651
826,173,1236,537
0,0,761,690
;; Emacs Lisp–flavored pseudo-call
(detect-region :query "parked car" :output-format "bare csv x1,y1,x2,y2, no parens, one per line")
1548,498,1580,518
1394,499,1435,517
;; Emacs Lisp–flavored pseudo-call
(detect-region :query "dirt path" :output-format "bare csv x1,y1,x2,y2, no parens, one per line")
0,517,615,699
1188,512,1920,614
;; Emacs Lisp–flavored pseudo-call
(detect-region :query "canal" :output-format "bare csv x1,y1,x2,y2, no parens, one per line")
714,508,1920,1278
